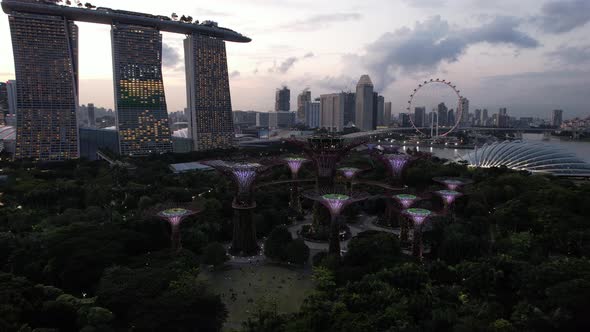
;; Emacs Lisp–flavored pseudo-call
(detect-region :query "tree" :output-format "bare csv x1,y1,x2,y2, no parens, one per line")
202,242,228,267
264,226,293,261
286,238,310,265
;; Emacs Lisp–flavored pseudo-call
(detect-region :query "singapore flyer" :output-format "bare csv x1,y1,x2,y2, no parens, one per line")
406,78,464,137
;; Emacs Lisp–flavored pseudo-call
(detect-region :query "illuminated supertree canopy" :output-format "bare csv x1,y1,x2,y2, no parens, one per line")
303,190,369,256
284,157,308,178
403,208,432,225
393,194,418,209
403,208,432,259
433,177,472,191
435,190,462,205
379,153,412,178
157,208,198,252
338,167,361,180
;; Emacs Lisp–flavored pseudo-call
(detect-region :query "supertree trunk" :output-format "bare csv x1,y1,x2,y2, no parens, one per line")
171,223,182,252
328,216,341,256
289,183,302,214
400,216,410,245
412,224,423,259
231,207,258,255
312,202,331,237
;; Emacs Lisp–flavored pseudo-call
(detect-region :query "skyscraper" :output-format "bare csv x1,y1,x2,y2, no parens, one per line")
384,102,392,126
296,89,311,123
376,95,385,126
8,11,79,160
460,98,470,127
497,108,509,127
320,93,345,132
482,109,489,126
304,100,320,129
355,75,374,131
414,107,426,127
474,109,482,126
185,34,235,150
275,86,290,112
447,109,455,126
342,92,356,126
437,102,448,127
112,23,172,156
87,103,95,128
552,109,563,127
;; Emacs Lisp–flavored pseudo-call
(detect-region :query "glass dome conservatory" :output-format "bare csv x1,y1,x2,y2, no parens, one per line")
459,140,590,177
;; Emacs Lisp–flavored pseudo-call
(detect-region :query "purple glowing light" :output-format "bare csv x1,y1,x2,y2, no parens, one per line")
321,193,350,217
232,163,262,193
284,157,308,176
383,154,411,177
366,143,377,151
338,167,361,180
393,194,418,209
435,190,462,205
158,208,195,225
433,177,472,191
403,208,432,225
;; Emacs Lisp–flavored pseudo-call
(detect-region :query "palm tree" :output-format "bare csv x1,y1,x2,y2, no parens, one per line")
186,16,193,23
171,12,178,20
180,15,187,22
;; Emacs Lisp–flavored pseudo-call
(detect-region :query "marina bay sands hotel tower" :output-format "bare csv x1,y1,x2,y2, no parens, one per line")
2,0,251,160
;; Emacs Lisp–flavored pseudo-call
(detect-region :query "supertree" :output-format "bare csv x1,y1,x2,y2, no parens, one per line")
157,207,199,252
287,135,365,191
284,157,309,213
203,160,276,255
338,167,362,193
434,189,462,213
433,177,473,191
403,208,433,259
303,191,369,256
392,194,419,242
377,153,413,181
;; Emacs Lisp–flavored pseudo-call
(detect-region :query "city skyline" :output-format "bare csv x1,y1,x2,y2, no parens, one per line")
1,0,589,118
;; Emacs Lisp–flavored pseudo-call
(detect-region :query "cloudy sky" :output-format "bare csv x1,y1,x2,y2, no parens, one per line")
1,0,589,118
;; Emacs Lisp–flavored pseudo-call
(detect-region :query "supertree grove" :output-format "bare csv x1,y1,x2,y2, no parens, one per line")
376,153,413,182
303,191,369,256
203,160,276,255
392,194,419,243
157,208,198,252
403,208,433,259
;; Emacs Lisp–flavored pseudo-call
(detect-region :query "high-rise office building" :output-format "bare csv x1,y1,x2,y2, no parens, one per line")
414,107,426,127
8,11,79,160
185,34,235,150
482,109,489,126
399,113,411,127
6,80,17,116
552,109,563,127
376,95,385,126
342,92,355,126
497,108,509,128
87,103,96,128
304,100,320,129
474,109,482,126
320,93,345,132
384,102,392,126
355,75,374,131
275,86,290,112
296,89,311,122
112,23,172,156
437,102,448,127
460,98,470,127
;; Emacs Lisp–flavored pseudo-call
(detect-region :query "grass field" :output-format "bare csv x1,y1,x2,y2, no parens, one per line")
202,264,314,331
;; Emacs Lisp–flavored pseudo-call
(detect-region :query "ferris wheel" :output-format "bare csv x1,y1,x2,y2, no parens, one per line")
406,78,464,137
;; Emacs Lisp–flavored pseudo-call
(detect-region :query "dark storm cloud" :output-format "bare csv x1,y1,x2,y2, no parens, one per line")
280,13,361,31
347,15,539,89
162,43,182,68
547,45,590,65
536,0,590,34
269,53,315,74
